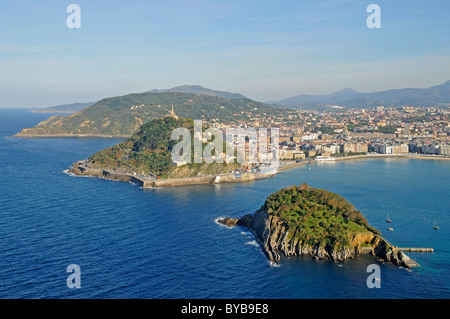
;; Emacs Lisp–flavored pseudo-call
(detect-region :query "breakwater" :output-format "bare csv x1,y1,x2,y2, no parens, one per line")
70,161,276,188
134,171,275,188
398,247,434,252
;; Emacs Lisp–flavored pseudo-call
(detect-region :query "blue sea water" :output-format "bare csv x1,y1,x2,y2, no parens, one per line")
0,109,449,299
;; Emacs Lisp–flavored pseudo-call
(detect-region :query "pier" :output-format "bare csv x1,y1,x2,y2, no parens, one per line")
390,247,434,268
398,247,434,252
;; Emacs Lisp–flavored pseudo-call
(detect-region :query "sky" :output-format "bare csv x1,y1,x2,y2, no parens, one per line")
0,0,449,108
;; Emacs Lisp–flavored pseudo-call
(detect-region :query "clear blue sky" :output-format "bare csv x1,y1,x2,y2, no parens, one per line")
0,0,449,107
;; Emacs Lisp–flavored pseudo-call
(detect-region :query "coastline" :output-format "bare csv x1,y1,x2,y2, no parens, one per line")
68,153,449,188
278,153,450,173
69,160,277,188
332,154,450,161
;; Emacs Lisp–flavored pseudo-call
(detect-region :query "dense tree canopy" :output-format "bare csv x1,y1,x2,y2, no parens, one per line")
262,183,380,247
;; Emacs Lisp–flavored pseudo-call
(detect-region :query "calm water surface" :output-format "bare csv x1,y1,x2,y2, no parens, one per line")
0,109,448,298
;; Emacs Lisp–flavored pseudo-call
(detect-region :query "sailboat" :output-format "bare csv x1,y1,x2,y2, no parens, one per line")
433,219,439,230
386,213,392,223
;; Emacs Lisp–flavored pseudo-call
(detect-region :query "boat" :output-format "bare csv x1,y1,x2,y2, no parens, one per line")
386,213,392,223
258,166,278,175
388,227,394,231
212,175,221,184
433,220,439,230
315,156,335,162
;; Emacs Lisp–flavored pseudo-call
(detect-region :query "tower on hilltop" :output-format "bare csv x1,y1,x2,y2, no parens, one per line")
165,104,179,120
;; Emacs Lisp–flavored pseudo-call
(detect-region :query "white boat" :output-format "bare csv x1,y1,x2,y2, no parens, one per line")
315,156,335,161
212,175,221,184
388,227,394,231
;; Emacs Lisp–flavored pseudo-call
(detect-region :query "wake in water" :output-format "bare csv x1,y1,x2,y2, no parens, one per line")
240,228,278,267
215,216,280,267
245,240,259,247
214,217,227,226
143,186,162,189
269,261,281,267
62,169,76,177
225,219,280,267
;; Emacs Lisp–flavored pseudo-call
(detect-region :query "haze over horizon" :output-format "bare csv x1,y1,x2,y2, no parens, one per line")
1,0,449,108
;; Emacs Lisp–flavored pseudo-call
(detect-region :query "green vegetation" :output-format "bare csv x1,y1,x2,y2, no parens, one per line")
149,85,249,100
312,125,337,135
16,92,287,137
261,183,380,248
32,102,95,114
376,125,400,134
346,123,400,134
88,116,239,178
89,117,187,176
332,152,367,157
346,123,365,131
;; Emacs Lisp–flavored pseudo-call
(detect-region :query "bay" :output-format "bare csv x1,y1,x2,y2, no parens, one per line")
0,109,448,299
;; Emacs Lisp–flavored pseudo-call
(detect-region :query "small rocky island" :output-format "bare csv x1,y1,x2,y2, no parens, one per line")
219,184,418,269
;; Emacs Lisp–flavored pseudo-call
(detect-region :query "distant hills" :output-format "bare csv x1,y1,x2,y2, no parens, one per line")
148,85,249,100
27,80,450,119
16,91,285,137
29,85,246,115
274,80,450,109
16,81,450,137
32,102,96,114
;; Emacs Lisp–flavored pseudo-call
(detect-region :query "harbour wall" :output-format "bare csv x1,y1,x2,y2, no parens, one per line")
72,163,274,188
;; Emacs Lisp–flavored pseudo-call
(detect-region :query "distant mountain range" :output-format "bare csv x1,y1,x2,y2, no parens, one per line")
32,102,96,114
148,85,249,100
273,80,450,109
29,81,450,117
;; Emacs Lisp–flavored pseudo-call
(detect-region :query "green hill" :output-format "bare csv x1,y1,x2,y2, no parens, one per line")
15,91,285,137
31,102,95,114
76,116,240,178
148,85,249,100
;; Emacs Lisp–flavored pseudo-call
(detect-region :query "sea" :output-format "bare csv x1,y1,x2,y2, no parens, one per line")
0,108,448,299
